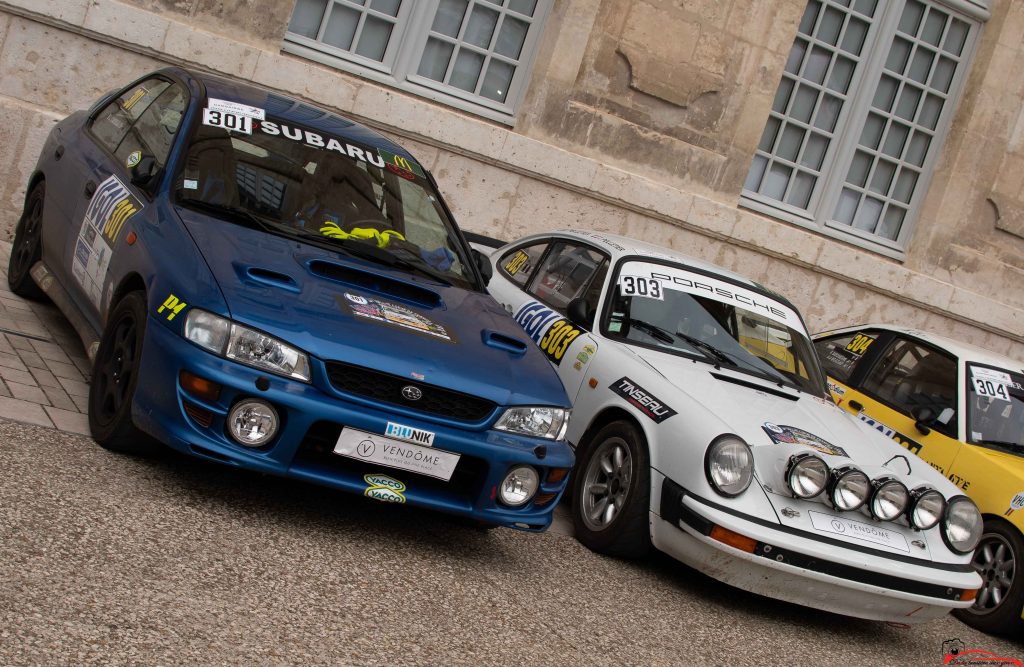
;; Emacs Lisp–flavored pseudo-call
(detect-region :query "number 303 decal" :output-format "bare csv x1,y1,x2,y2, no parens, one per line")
620,276,663,300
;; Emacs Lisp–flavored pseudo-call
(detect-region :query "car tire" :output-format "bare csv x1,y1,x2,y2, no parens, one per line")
7,182,47,300
88,291,160,456
571,420,650,558
953,520,1024,637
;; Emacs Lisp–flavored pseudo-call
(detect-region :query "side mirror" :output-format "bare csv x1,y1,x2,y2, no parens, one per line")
130,155,159,188
911,405,936,435
472,248,493,286
567,297,590,330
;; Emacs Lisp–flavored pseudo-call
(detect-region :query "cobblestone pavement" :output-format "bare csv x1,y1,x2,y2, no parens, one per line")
0,240,92,436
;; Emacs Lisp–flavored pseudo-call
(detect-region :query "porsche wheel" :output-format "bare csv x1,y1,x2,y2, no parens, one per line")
954,520,1024,636
8,182,46,300
88,291,160,455
572,420,650,558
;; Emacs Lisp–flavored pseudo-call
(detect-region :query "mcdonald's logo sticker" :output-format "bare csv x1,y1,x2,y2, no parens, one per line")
378,149,425,178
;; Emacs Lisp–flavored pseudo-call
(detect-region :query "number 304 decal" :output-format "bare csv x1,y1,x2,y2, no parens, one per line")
620,276,663,300
973,377,1010,401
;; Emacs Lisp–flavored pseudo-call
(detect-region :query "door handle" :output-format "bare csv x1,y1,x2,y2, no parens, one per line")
84,181,96,198
848,399,863,412
54,145,64,160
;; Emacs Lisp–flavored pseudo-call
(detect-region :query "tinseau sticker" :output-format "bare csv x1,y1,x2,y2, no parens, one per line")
762,422,849,457
610,377,676,423
340,295,455,344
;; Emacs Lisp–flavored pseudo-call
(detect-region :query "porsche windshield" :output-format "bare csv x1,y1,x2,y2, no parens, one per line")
967,364,1024,456
604,260,825,394
176,109,475,288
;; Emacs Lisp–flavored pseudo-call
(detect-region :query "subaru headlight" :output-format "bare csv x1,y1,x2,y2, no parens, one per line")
494,407,569,440
704,436,754,497
942,495,983,554
909,487,946,530
184,309,310,382
786,453,829,499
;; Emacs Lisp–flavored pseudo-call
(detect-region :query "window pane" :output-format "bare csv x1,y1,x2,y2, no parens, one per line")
860,112,885,149
763,163,793,200
828,56,854,93
921,9,947,47
834,188,860,224
819,6,844,46
854,196,883,231
898,0,925,36
892,168,918,203
792,84,818,123
894,84,922,121
813,93,841,131
918,93,943,129
354,15,394,60
450,48,485,92
290,0,328,38
508,0,537,17
862,339,957,430
495,16,529,59
931,56,955,93
759,116,782,152
802,133,829,169
527,243,605,310
501,243,547,287
480,58,515,102
418,37,455,80
787,171,816,208
885,37,912,74
433,0,468,37
799,0,822,34
370,0,401,16
322,4,361,50
805,45,831,84
464,4,499,48
778,124,805,161
877,205,905,240
908,46,935,85
848,150,871,187
840,17,868,54
872,75,898,111
869,159,896,195
852,0,877,17
786,38,809,75
906,131,931,166
944,18,969,56
881,121,909,159
745,155,768,191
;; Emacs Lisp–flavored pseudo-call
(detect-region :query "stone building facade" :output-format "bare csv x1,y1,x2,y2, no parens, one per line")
0,0,1021,357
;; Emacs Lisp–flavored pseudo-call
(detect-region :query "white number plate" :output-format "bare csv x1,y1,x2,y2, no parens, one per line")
333,427,460,481
808,510,910,553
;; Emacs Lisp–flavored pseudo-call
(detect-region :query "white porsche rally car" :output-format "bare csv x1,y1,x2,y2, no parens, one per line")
482,229,984,624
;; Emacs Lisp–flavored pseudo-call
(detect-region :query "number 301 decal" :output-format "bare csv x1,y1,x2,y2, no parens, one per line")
202,108,252,135
619,276,663,300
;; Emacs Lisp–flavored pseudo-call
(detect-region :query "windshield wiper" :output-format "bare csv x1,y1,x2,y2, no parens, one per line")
628,318,676,345
976,439,1024,454
180,199,282,235
673,331,737,369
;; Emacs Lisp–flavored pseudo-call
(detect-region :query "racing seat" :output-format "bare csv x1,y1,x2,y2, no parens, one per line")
189,138,240,208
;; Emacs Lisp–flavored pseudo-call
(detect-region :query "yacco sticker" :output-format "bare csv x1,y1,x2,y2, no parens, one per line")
1006,492,1024,517
618,261,805,332
762,422,849,457
340,296,455,344
71,175,142,309
257,121,386,168
514,301,581,365
504,249,530,276
856,413,924,457
845,333,875,356
610,377,676,423
157,294,187,321
385,422,435,447
364,473,406,504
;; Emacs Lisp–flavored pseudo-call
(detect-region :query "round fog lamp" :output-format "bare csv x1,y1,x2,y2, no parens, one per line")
786,453,829,499
910,488,945,530
227,399,279,447
829,467,870,511
870,478,909,521
499,466,540,507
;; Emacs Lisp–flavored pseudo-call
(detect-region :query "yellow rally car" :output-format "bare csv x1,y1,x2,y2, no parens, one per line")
813,325,1024,636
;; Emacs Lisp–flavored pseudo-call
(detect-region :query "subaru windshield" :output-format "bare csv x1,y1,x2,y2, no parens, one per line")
967,364,1024,456
603,260,826,395
175,107,476,289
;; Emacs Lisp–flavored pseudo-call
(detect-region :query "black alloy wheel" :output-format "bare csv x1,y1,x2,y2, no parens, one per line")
8,182,46,299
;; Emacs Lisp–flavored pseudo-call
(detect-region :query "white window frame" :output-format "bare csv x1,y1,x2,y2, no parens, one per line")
283,0,552,125
741,0,990,260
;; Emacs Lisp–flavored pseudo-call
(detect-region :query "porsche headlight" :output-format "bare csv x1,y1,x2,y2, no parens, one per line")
870,478,909,521
184,309,310,382
943,495,983,554
786,453,829,499
494,407,569,440
909,488,946,530
704,436,753,497
828,466,870,511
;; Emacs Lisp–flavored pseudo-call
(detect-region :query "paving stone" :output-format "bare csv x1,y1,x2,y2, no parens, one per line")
45,359,83,381
28,367,61,388
6,381,49,405
40,384,77,412
30,340,70,363
0,395,53,428
0,351,28,372
58,376,89,398
5,334,35,352
0,380,9,398
69,355,92,375
0,296,33,312
16,350,47,370
42,406,90,436
0,365,36,386
70,393,89,412
0,335,14,354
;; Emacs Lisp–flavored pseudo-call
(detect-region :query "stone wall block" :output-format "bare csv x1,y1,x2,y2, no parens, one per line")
505,178,627,240
161,20,259,79
687,195,740,237
901,273,955,311
731,210,824,264
0,99,62,237
83,0,169,48
251,53,359,114
817,243,910,294
432,153,520,239
3,0,89,24
499,133,596,191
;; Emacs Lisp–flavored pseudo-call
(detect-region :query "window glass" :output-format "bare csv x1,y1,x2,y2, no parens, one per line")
499,242,546,286
90,79,171,154
527,242,603,311
114,84,189,168
861,337,957,435
813,330,878,382
577,259,608,327
966,364,1024,455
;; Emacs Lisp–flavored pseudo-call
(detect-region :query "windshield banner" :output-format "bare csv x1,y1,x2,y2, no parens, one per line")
618,262,805,332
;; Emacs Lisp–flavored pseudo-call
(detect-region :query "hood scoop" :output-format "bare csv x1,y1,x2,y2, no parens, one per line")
709,371,799,401
308,259,442,308
237,265,301,293
481,330,528,356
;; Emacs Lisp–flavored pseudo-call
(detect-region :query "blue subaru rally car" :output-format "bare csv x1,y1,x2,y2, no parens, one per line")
7,67,573,530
